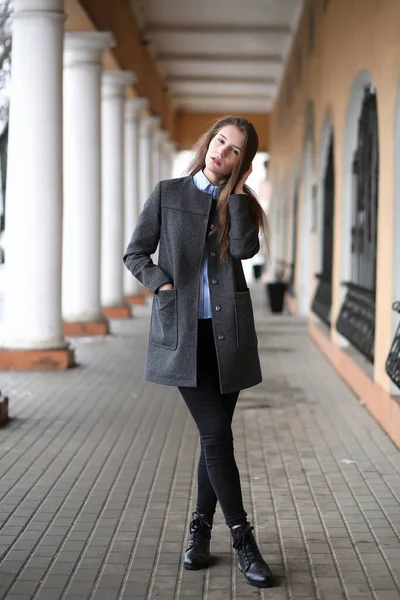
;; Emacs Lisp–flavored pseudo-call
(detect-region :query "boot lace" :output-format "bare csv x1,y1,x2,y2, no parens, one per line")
188,517,211,550
233,524,263,566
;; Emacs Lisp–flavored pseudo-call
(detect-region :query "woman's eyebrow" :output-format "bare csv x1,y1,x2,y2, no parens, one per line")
219,133,242,152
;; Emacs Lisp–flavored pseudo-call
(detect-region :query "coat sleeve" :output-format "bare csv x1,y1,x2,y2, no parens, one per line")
123,182,172,293
228,194,260,260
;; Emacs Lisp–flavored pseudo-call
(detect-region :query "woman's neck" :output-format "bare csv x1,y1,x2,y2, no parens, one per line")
202,167,225,187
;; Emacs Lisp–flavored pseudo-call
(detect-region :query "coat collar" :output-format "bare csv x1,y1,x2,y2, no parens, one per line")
162,176,213,216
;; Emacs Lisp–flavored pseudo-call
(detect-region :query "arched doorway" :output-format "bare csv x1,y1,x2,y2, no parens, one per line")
336,79,379,363
312,124,334,325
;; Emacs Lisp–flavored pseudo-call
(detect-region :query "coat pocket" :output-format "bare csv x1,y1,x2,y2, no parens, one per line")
234,290,258,351
149,289,178,350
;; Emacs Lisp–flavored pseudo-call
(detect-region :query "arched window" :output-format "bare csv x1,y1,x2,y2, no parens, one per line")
312,133,334,324
336,85,379,362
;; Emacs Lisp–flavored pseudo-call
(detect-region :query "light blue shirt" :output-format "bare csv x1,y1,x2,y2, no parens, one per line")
193,171,218,319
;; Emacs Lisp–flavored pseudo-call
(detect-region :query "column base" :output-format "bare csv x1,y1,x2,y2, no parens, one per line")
125,294,146,306
63,318,109,337
0,346,75,371
102,303,132,319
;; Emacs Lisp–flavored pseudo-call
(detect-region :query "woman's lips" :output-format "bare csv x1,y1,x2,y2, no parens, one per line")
212,157,221,166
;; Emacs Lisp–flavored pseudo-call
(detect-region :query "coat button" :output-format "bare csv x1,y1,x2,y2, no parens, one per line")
211,279,218,285
210,251,216,258
218,335,225,340
215,305,221,311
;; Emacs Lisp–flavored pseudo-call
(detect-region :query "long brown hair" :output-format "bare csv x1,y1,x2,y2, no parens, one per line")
186,115,269,262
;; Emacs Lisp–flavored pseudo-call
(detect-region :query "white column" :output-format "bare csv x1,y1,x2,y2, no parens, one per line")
159,131,170,181
63,32,114,332
139,115,159,208
165,140,178,179
151,122,162,188
124,97,147,298
0,0,70,359
101,70,134,311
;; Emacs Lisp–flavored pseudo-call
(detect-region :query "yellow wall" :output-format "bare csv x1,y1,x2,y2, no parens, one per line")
269,0,400,392
175,113,270,152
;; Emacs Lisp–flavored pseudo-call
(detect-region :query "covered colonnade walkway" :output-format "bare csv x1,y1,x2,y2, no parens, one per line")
0,0,274,366
0,1,399,599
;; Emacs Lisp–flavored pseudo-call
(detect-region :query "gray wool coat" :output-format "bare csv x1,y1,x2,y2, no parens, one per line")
123,175,262,394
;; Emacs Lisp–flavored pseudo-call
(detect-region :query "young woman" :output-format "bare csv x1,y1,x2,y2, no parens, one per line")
124,116,273,588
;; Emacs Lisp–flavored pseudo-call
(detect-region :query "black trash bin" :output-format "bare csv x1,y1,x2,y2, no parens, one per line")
252,264,263,280
266,281,287,314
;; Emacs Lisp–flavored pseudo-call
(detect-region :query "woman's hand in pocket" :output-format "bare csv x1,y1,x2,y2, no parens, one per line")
157,283,174,293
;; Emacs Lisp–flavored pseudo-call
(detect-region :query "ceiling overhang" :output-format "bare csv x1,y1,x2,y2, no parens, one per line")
129,0,304,115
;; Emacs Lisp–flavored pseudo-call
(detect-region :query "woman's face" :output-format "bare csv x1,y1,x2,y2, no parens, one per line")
204,125,245,185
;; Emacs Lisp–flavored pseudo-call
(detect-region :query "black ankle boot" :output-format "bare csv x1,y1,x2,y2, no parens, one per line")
232,523,274,588
183,513,212,570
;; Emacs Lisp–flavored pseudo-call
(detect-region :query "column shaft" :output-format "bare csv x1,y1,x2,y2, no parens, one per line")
124,98,147,302
165,140,177,179
0,0,73,368
101,71,134,319
159,132,170,181
151,122,161,189
63,32,114,336
139,116,158,208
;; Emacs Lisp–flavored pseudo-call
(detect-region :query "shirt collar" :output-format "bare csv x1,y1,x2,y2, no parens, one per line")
193,170,219,198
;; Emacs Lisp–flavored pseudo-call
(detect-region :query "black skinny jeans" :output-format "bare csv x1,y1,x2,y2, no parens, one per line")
178,319,247,528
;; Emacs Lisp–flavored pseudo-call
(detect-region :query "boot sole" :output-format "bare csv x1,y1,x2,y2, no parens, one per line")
183,560,212,571
238,565,275,588
244,578,275,588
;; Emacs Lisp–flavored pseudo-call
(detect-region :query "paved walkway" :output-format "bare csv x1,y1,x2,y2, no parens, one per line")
0,284,399,600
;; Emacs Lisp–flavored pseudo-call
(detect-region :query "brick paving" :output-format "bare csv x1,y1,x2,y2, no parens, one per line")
0,283,399,600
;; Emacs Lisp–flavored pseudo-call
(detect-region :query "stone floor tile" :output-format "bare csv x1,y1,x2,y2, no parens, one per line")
0,285,399,599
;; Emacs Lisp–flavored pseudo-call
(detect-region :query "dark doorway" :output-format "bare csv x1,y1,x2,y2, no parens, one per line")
312,133,334,325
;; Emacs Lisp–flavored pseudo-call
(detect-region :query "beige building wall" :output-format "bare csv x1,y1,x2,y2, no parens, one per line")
175,113,270,152
269,0,400,444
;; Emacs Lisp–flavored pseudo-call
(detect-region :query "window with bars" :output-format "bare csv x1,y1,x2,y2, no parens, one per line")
350,87,379,292
336,86,379,362
311,134,334,325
